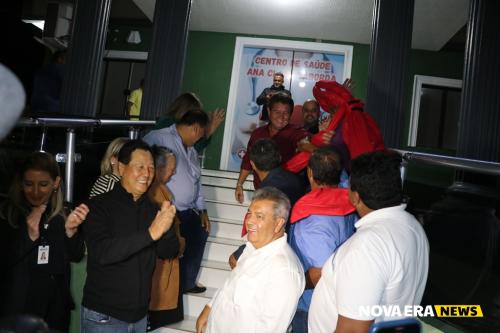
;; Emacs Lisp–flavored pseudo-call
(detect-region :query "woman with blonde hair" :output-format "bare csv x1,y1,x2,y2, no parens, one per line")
89,137,129,198
0,151,88,332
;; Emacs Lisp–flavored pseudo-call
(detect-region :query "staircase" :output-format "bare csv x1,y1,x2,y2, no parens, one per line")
156,169,254,333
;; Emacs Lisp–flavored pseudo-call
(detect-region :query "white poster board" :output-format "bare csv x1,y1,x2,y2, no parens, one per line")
220,37,353,171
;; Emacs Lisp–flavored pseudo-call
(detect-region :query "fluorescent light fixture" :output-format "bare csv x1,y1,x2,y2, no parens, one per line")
127,30,142,44
23,20,45,31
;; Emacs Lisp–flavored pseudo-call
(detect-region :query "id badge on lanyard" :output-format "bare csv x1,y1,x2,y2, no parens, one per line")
37,223,49,264
37,245,49,264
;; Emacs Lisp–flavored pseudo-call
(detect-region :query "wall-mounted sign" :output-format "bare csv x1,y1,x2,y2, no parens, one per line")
220,37,353,171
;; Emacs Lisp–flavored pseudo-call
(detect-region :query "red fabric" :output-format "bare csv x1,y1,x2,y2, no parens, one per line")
290,187,355,224
241,213,249,237
283,80,385,173
343,109,385,159
242,124,309,188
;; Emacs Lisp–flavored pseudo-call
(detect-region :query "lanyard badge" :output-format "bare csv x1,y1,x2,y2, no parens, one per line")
37,245,49,264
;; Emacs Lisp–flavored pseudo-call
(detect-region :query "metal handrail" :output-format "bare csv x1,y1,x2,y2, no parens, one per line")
17,117,156,127
14,116,157,202
394,149,500,177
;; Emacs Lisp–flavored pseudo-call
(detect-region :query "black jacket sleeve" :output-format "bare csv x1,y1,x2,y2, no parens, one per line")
65,227,85,262
256,88,269,105
155,226,179,259
84,201,154,266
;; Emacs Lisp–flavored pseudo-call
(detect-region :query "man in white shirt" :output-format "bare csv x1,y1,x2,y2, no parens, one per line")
308,151,429,333
196,187,305,333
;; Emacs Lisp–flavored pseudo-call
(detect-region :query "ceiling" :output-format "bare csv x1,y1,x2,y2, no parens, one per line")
132,0,469,51
21,0,469,52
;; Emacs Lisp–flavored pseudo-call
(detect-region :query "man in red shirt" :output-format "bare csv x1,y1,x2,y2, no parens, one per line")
235,94,309,203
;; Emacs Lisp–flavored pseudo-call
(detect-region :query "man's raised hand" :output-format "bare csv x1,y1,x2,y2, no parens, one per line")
149,201,176,241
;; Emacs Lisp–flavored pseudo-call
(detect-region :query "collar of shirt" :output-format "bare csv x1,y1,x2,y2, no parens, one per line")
354,204,407,229
240,234,288,264
114,182,148,205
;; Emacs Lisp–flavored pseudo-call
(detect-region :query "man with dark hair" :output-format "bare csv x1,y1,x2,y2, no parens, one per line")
256,72,291,121
288,147,357,332
249,138,305,208
82,140,179,333
308,151,429,333
196,187,304,333
143,109,210,294
235,94,309,202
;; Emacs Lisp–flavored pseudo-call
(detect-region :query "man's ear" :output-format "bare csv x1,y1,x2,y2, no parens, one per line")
274,217,286,233
193,123,202,135
306,167,313,184
349,189,361,207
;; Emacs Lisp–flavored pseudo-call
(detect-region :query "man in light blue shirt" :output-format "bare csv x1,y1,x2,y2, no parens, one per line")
143,109,210,293
289,147,358,332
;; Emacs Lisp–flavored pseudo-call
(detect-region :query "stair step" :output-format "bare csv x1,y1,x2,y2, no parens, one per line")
209,216,243,225
203,240,240,262
209,219,244,240
201,259,231,271
202,185,253,204
152,315,196,333
207,236,245,246
203,237,244,263
205,200,248,221
183,286,216,317
198,260,231,289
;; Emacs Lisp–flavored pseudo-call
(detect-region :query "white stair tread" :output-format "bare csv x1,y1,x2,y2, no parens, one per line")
185,286,218,299
207,236,245,246
201,259,231,271
205,198,249,207
161,315,196,332
208,216,243,225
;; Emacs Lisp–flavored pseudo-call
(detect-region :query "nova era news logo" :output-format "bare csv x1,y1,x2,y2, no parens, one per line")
359,305,483,318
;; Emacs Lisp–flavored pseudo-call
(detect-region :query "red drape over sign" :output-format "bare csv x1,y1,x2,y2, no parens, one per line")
283,80,385,173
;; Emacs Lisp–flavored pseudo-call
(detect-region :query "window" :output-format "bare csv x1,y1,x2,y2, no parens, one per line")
408,75,462,150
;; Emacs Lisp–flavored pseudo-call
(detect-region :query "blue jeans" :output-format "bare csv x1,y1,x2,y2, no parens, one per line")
81,307,147,333
178,209,208,290
291,309,309,333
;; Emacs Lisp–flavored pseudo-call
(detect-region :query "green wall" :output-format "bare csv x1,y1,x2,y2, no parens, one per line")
105,27,464,171
180,31,464,170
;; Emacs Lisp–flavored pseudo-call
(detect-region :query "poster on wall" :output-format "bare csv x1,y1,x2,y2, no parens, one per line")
220,37,353,172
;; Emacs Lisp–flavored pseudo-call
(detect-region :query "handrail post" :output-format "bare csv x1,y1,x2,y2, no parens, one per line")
39,127,47,152
400,156,408,190
65,128,76,203
128,127,139,140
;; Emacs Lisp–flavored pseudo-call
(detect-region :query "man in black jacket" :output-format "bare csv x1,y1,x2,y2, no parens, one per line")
256,72,291,121
82,140,179,333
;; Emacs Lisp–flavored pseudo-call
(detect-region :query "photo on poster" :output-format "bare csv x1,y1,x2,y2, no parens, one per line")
220,37,353,171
